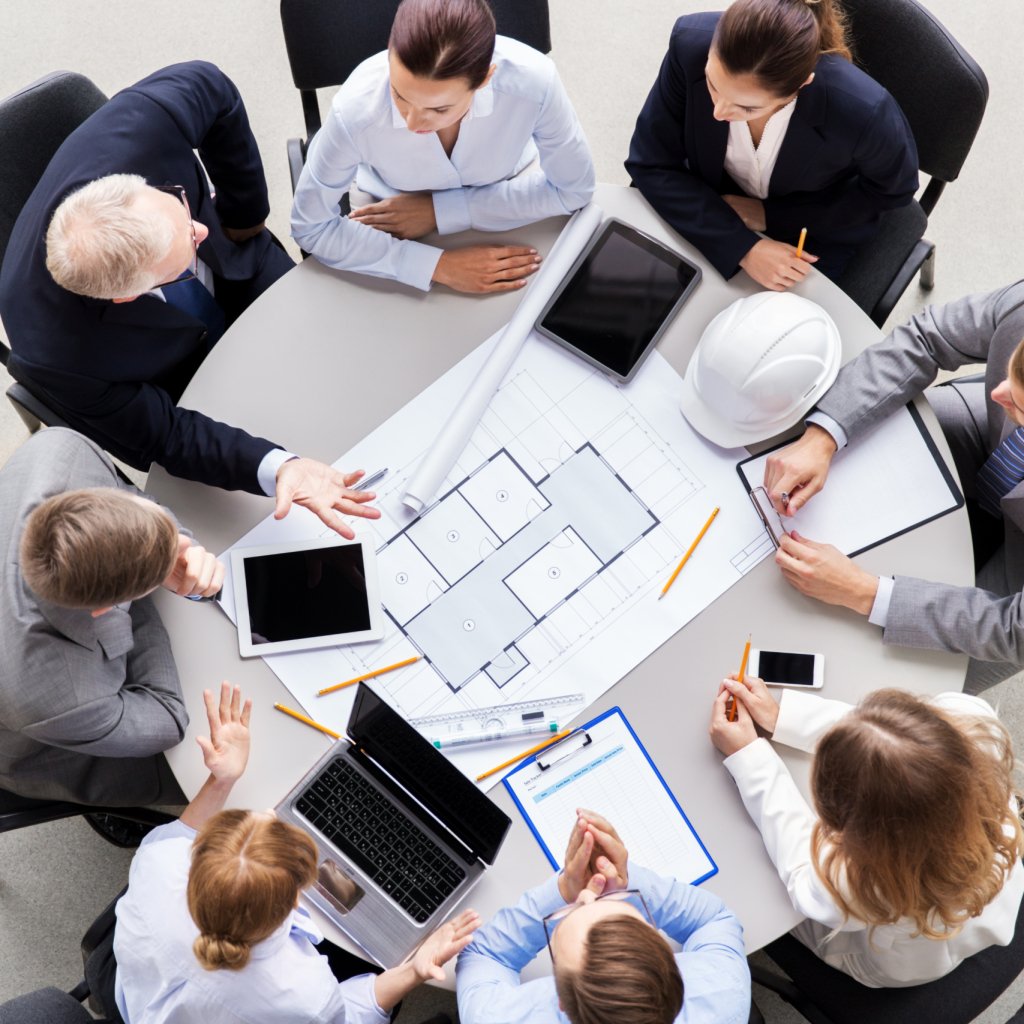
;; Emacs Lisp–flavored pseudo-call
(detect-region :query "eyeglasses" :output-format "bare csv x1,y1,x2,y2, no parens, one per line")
152,184,198,287
542,889,653,962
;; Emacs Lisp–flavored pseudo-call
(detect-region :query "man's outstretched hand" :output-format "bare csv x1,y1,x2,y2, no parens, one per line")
274,459,382,538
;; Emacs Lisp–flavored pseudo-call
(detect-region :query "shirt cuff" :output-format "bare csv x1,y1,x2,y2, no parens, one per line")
722,736,778,781
868,575,895,627
346,972,390,1024
805,411,847,450
538,871,570,914
396,239,444,291
433,188,472,235
257,448,298,497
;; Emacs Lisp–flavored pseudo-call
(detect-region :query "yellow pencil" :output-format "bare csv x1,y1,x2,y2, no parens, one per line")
476,728,574,783
658,507,720,600
317,655,422,697
795,227,808,260
728,634,752,722
274,703,342,740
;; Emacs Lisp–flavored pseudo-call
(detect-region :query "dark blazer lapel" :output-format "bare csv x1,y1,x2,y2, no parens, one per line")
98,293,202,330
691,73,729,186
768,81,829,194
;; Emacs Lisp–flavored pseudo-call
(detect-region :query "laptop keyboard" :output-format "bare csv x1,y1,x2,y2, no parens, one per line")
294,756,466,924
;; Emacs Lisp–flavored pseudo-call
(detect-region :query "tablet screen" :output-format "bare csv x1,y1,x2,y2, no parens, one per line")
241,544,372,645
539,221,699,379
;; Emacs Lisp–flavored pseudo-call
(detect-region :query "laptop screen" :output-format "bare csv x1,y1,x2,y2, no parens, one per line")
349,684,511,865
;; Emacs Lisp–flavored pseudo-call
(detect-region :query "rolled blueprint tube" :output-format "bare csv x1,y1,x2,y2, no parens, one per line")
403,202,604,514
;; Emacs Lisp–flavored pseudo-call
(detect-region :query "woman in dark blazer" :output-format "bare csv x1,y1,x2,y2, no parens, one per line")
626,0,918,291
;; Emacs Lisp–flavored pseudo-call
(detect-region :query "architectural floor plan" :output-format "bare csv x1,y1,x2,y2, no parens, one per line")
220,330,771,785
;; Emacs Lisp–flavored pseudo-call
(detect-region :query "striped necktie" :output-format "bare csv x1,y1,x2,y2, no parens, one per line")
976,426,1024,518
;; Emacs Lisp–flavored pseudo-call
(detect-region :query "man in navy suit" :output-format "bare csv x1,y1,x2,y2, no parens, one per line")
0,62,379,537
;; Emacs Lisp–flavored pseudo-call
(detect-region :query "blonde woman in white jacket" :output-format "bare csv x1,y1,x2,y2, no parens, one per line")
709,680,1024,987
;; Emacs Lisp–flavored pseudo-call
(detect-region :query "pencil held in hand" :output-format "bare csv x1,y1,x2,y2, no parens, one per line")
795,227,808,260
728,634,752,722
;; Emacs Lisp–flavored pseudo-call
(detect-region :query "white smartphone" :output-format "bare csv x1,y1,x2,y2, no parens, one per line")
748,649,824,688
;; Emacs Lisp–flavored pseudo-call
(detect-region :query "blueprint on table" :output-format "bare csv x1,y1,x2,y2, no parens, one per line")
219,329,772,787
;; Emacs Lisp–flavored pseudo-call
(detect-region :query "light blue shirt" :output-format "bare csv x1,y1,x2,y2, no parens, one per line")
291,36,595,291
455,864,751,1024
113,820,388,1024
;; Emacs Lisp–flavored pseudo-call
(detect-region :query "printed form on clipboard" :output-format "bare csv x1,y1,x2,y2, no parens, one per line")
503,707,717,886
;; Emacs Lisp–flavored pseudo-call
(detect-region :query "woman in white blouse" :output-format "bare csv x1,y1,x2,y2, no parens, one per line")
709,679,1024,987
112,683,478,1024
626,0,918,292
291,0,594,295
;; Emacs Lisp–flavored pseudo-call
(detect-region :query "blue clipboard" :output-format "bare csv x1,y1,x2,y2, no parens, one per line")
502,706,717,885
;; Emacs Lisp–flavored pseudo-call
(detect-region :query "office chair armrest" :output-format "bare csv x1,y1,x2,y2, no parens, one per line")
750,962,836,1024
6,381,70,432
871,238,936,327
287,136,306,195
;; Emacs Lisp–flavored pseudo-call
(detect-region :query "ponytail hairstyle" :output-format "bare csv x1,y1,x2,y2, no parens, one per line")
810,689,1024,940
389,0,497,90
187,810,319,971
712,0,852,99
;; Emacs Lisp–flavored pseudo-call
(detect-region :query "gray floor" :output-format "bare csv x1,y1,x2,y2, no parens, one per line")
1,1,1023,1020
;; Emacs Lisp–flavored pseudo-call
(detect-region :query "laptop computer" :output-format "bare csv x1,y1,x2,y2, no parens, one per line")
275,683,512,966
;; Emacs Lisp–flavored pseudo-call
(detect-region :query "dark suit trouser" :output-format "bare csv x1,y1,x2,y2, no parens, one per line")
927,380,1018,692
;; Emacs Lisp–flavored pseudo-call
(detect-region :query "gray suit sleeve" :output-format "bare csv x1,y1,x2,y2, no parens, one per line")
817,282,1024,442
884,575,1024,664
22,600,187,757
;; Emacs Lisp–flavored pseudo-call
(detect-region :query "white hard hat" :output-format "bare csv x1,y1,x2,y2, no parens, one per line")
679,292,841,448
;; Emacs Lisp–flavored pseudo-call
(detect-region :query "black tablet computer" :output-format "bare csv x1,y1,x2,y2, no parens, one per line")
535,219,701,383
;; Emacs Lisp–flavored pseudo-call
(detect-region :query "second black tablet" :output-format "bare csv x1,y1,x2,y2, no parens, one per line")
536,219,701,382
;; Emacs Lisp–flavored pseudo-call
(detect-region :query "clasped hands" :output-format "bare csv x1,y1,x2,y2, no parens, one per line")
558,808,630,903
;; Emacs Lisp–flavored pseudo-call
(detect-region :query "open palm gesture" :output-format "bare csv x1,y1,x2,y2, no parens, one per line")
411,909,481,982
196,682,253,784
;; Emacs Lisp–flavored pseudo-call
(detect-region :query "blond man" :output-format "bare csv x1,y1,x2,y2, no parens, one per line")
0,429,223,806
0,62,379,540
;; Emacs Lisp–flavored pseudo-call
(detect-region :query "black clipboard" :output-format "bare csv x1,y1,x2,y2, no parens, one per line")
735,403,964,558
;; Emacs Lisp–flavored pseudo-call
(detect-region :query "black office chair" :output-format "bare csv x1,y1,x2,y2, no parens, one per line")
750,890,1024,1024
0,787,174,849
0,70,108,432
279,0,551,195
835,0,988,327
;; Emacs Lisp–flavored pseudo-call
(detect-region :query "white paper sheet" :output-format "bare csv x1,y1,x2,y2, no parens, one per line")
220,331,774,788
503,709,716,885
739,405,962,556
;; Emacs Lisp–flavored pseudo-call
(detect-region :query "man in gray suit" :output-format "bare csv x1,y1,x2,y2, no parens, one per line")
0,428,224,805
763,282,1024,693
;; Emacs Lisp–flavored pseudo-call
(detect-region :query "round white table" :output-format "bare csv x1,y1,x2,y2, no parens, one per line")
147,182,971,979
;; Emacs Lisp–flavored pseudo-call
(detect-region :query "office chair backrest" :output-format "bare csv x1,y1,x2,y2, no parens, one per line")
843,0,987,209
0,987,96,1024
280,0,551,139
0,71,108,268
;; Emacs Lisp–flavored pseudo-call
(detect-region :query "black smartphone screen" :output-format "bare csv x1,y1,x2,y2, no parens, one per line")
757,650,817,685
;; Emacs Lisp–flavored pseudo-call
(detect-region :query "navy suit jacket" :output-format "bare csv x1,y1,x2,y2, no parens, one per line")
625,13,919,280
0,61,290,494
